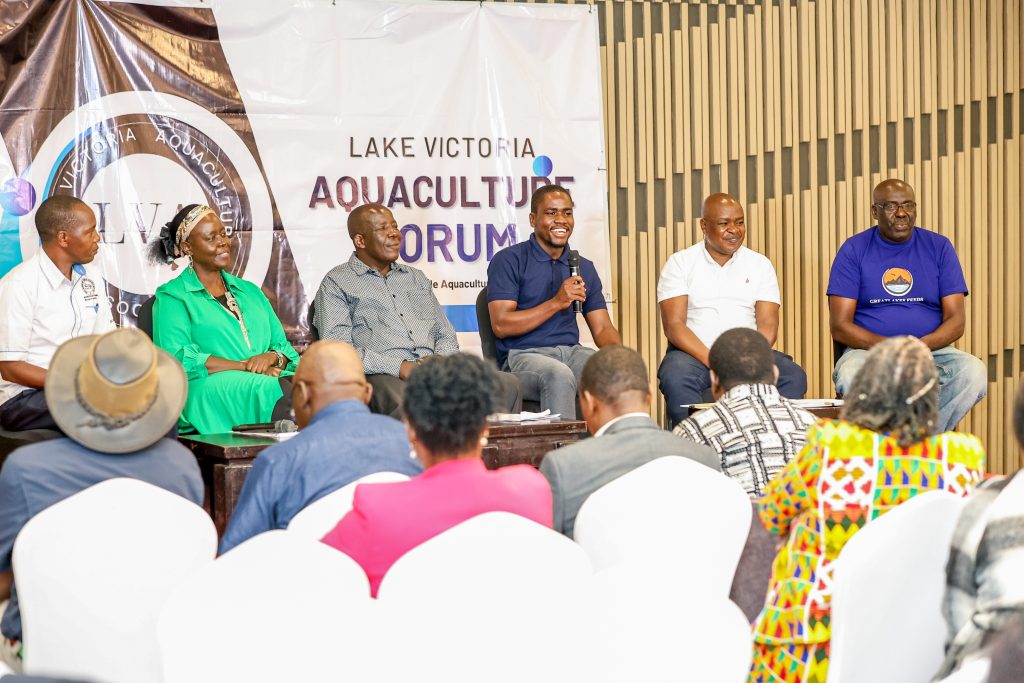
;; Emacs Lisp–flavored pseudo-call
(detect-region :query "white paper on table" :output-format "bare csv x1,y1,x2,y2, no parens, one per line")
489,410,562,423
230,430,300,441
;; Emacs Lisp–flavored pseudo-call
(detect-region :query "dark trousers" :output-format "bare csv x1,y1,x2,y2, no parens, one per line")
271,377,294,422
0,389,61,432
658,344,808,427
367,371,522,420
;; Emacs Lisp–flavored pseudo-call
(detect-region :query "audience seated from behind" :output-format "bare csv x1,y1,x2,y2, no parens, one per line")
656,193,807,427
827,178,987,432
320,353,552,596
313,203,521,418
0,329,203,673
538,345,718,539
486,185,622,419
150,204,299,434
219,340,422,555
749,336,985,683
0,196,115,433
673,328,818,497
934,382,1024,680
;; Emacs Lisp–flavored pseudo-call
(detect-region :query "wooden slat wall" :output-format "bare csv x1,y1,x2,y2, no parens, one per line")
502,0,1024,473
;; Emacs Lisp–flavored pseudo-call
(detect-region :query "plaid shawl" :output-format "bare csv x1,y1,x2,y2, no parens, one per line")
937,470,1024,679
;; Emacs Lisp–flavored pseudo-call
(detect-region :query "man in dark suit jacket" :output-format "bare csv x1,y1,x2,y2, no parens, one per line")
539,345,719,538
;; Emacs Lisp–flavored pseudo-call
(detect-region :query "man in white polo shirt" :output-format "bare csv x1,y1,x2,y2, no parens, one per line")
656,193,806,426
0,195,115,432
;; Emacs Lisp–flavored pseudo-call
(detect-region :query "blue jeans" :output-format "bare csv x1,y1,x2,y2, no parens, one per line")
658,345,808,427
833,345,987,433
505,345,595,419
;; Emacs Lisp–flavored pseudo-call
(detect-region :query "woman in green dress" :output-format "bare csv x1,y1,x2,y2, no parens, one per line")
150,204,299,434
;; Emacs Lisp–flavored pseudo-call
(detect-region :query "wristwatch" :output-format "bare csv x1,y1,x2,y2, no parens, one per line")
271,350,285,368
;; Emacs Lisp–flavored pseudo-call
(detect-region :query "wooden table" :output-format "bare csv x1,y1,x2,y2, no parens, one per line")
179,433,281,536
482,419,588,469
180,418,587,536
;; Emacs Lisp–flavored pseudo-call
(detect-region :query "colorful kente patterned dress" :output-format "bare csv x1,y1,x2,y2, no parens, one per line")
748,420,985,683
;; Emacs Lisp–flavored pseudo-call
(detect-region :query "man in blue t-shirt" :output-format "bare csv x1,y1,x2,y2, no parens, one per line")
826,179,987,432
486,185,622,419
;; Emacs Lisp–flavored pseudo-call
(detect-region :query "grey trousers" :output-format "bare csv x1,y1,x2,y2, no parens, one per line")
367,371,522,420
505,344,595,420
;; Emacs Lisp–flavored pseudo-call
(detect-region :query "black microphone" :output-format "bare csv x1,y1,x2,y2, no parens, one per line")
232,419,298,433
568,250,582,314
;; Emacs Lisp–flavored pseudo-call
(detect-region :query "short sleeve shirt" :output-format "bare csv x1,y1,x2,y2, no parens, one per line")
826,227,967,338
656,242,781,348
0,251,116,405
486,235,607,366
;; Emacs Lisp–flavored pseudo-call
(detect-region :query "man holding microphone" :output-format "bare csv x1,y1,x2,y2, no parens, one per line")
487,185,621,419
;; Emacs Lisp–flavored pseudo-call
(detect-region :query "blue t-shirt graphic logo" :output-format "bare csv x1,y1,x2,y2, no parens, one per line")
882,267,913,296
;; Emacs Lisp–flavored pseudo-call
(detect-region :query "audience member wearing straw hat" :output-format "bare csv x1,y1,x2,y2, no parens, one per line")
0,329,203,672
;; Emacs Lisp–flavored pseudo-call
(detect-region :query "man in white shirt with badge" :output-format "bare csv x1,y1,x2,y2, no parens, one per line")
0,195,115,432
656,193,806,426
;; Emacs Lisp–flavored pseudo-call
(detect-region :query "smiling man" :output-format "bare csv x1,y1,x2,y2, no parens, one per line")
827,179,987,431
657,193,806,426
314,203,521,418
486,185,621,419
0,195,115,432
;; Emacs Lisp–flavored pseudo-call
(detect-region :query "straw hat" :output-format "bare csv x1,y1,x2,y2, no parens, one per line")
44,328,187,453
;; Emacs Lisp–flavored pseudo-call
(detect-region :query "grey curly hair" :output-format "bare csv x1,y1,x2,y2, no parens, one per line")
840,336,939,447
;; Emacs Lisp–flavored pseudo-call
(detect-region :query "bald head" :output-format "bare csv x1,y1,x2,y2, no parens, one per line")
872,179,915,204
347,203,389,240
701,193,742,219
293,341,371,427
35,195,89,243
296,340,365,387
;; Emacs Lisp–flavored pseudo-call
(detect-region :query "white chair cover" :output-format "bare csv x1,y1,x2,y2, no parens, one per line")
828,490,967,683
376,511,591,601
587,563,753,682
376,512,602,682
12,478,216,683
937,658,991,683
286,471,411,540
157,529,374,683
573,455,752,595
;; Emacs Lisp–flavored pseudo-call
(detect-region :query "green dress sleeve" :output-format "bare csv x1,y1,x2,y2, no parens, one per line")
153,288,211,380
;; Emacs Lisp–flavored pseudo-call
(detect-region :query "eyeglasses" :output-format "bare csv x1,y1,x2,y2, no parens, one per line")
874,201,917,214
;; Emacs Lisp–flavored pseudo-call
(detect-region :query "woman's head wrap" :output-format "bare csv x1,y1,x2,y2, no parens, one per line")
151,204,216,264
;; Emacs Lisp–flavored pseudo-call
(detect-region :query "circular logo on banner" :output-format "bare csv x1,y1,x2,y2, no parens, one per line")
882,267,913,296
22,92,273,312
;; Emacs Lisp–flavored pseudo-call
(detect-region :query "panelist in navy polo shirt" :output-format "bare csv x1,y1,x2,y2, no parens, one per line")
486,185,621,419
827,178,987,432
657,193,807,427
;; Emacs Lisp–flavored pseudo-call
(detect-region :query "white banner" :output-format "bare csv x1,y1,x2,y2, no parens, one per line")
213,0,611,344
0,0,610,349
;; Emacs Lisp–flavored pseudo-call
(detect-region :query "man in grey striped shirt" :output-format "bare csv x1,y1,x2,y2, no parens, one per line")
673,328,817,496
313,204,520,417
